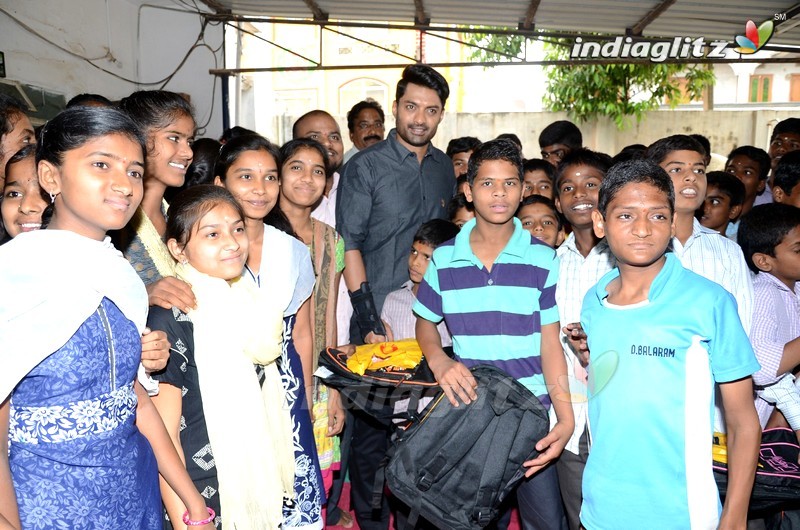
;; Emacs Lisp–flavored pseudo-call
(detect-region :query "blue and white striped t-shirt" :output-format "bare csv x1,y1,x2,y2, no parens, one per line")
413,217,559,408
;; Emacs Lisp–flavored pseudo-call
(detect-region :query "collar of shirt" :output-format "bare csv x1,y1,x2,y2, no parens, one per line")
557,232,610,259
672,218,717,255
592,252,680,303
756,271,799,295
387,129,441,167
450,217,530,267
401,279,415,292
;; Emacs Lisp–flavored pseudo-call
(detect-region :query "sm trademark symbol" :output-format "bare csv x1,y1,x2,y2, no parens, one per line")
775,13,787,20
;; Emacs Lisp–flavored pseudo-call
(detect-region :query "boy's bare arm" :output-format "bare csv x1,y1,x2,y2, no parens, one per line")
524,322,575,476
778,336,800,375
416,316,476,407
719,377,760,530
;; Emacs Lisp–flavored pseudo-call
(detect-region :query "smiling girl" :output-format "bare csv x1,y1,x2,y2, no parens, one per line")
0,106,212,530
149,185,294,529
1,145,47,242
214,134,327,529
117,90,197,313
267,138,346,512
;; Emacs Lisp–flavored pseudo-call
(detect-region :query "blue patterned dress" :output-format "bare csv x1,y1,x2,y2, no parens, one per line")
8,298,162,530
279,314,325,530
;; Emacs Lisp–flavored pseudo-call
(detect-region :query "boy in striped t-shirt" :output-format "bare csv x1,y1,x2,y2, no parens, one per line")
413,139,573,530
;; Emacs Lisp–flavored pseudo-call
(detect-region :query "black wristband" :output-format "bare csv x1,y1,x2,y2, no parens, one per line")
349,282,386,340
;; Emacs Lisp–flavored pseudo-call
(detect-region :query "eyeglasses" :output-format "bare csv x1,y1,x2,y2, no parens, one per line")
357,121,385,131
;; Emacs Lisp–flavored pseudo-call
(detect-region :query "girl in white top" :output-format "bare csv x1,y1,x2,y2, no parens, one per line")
215,134,327,530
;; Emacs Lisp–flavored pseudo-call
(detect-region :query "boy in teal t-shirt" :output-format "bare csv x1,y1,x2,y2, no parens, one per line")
580,159,761,529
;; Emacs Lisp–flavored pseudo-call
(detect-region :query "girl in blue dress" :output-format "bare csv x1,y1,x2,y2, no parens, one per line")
0,106,214,530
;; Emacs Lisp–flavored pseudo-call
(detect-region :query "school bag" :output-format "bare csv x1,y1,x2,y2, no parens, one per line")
713,427,800,512
383,364,551,529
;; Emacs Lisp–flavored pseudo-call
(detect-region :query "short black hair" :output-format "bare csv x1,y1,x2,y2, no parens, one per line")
645,134,706,165
346,100,384,133
555,148,613,189
446,136,482,158
66,93,113,108
455,174,468,189
0,94,29,156
689,134,711,158
220,125,256,144
167,185,244,248
446,192,474,221
413,218,459,248
772,118,800,141
523,158,555,182
774,150,800,196
496,133,522,151
215,133,279,182
538,120,582,149
726,145,771,182
706,171,745,207
597,159,675,217
611,144,647,165
466,139,523,186
396,64,449,108
738,203,800,273
516,194,563,231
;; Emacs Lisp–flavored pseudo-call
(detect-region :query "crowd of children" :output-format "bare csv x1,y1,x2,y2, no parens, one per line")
0,66,799,530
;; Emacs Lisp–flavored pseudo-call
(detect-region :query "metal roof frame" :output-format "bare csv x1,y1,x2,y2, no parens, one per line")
197,0,800,76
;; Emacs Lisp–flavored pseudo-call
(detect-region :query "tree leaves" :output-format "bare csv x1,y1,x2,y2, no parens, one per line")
542,40,715,129
461,30,716,130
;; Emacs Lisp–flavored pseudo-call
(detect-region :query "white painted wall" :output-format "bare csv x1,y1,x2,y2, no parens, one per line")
0,0,224,137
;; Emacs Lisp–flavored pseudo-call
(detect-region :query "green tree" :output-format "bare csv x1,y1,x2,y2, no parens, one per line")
463,32,716,129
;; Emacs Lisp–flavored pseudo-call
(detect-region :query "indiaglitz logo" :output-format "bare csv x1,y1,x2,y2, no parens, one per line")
734,19,774,54
568,36,728,62
568,17,775,62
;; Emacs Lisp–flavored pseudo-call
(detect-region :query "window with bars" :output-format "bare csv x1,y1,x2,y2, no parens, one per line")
749,75,772,103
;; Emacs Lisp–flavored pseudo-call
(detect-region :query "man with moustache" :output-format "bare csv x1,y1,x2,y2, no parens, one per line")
343,99,386,164
335,64,455,530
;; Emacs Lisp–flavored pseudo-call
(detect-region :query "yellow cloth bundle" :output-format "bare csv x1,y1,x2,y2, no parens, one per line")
347,339,423,375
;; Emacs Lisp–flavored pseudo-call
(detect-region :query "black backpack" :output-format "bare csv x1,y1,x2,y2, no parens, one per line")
384,365,550,529
714,427,800,513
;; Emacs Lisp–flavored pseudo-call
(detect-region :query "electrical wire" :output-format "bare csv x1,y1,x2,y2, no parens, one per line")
0,4,213,87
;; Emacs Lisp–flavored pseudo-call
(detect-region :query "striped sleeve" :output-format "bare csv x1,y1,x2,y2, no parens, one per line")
539,250,560,326
413,258,443,323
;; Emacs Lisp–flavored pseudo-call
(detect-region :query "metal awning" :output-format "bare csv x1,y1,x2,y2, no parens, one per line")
199,0,800,49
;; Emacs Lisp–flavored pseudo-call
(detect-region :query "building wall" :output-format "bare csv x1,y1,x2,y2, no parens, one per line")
259,109,796,168
0,0,224,137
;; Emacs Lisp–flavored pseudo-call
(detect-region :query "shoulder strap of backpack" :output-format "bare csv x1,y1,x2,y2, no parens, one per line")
415,374,516,492
471,407,526,526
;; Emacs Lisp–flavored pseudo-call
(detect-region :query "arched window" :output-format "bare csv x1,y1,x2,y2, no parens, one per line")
339,78,389,115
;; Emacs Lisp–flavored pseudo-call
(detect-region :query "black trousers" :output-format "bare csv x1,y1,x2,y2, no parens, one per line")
349,409,393,530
